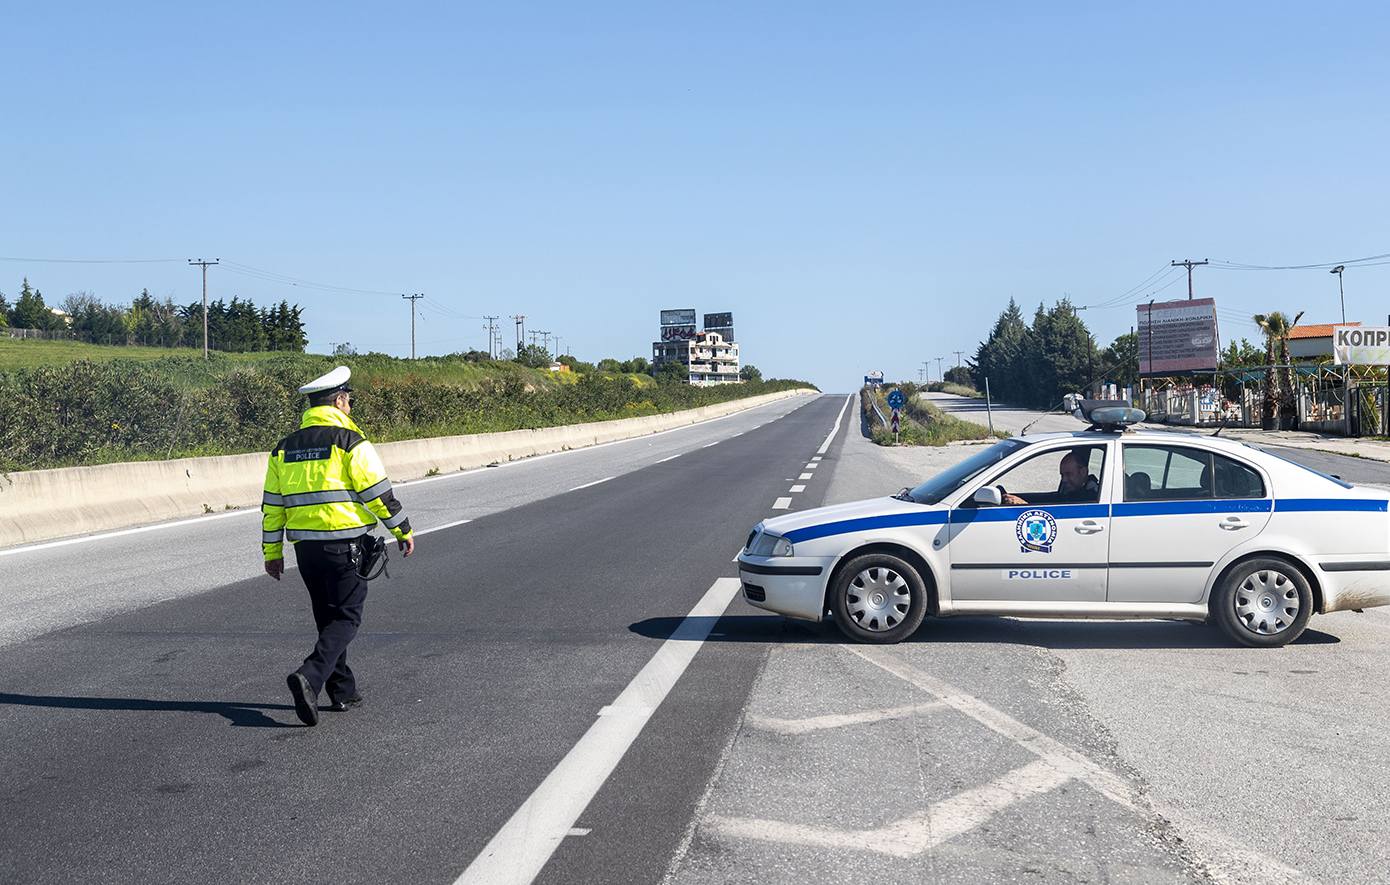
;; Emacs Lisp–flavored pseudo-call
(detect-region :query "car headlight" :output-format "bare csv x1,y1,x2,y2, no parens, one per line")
749,531,794,557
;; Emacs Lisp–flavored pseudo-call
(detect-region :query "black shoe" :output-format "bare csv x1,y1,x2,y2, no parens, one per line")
326,694,363,712
287,672,319,726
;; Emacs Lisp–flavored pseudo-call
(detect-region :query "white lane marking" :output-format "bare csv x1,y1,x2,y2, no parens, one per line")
455,578,742,885
849,647,1134,807
416,518,473,536
789,485,806,493
804,463,817,469
744,702,946,735
811,456,822,462
816,395,852,455
568,476,615,492
656,454,682,463
702,441,719,448
704,758,1071,858
0,508,259,559
772,497,793,510
567,828,591,837
798,473,813,480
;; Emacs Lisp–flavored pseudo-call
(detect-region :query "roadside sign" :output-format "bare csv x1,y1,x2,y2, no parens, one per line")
890,408,901,433
888,390,905,409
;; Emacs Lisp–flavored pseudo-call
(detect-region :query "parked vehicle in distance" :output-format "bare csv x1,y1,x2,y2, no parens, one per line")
739,401,1390,647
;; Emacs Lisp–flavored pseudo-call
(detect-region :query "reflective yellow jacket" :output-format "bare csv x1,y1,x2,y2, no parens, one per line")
261,406,412,560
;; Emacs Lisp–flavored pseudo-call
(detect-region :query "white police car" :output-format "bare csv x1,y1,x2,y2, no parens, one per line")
739,401,1390,647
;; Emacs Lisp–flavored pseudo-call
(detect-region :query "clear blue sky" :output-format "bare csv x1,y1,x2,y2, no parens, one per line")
3,2,1388,392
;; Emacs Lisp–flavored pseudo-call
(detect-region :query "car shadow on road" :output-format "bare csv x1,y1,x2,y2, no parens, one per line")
629,614,1341,650
0,692,299,728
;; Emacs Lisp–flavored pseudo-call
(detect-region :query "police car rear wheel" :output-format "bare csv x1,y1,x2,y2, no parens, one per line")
1212,558,1312,648
830,553,927,644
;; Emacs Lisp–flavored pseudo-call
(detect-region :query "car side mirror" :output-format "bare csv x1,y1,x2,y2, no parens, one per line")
973,486,1002,506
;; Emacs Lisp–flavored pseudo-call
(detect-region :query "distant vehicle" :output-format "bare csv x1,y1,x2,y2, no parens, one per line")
739,401,1390,647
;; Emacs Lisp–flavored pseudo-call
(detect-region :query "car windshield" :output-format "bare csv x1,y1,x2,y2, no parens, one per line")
903,438,1029,504
1253,446,1355,489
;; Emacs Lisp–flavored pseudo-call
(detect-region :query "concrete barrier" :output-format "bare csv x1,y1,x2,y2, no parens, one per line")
0,389,815,548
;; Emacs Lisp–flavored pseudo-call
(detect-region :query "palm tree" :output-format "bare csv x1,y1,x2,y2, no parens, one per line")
1253,310,1304,425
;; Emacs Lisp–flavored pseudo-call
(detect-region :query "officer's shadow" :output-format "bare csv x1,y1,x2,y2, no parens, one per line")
0,691,297,728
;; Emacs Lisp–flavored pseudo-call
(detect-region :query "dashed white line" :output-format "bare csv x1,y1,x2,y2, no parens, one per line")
798,473,813,480
772,497,793,510
804,463,817,469
702,442,720,448
789,485,806,493
454,578,741,885
568,476,615,492
656,454,682,463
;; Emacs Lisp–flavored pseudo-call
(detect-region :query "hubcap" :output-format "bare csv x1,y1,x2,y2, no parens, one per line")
846,567,910,632
1234,569,1300,635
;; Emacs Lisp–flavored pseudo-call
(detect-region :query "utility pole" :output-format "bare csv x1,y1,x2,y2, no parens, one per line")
553,335,563,357
482,315,499,358
402,294,424,359
539,331,551,353
935,357,944,381
511,315,528,354
953,350,964,367
187,258,219,359
1171,259,1209,300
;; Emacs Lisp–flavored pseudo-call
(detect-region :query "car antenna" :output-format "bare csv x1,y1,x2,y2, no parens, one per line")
1020,394,1073,436
1210,414,1232,437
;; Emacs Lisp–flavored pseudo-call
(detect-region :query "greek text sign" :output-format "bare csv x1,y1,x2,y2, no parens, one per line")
1334,326,1390,365
1137,298,1219,375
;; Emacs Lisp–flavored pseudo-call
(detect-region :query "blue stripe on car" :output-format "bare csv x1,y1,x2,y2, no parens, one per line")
781,498,1386,544
784,511,948,543
1275,498,1387,513
1112,500,1272,517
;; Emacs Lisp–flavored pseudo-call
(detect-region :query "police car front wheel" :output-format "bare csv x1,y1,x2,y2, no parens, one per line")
1212,558,1313,648
829,553,928,644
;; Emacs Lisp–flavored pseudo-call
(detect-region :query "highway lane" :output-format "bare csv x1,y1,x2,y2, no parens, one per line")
0,393,814,649
0,393,848,885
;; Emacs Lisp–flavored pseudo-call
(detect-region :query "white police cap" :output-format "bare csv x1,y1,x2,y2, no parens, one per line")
299,365,353,396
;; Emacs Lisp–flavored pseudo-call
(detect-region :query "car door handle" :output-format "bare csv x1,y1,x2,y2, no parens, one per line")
1074,520,1104,534
1220,517,1249,530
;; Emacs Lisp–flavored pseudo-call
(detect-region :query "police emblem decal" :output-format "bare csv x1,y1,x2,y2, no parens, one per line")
1016,510,1057,553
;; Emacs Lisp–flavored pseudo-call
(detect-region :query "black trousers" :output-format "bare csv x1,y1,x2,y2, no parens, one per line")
292,539,368,702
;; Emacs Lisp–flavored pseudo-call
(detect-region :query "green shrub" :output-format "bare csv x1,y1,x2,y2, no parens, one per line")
0,352,816,470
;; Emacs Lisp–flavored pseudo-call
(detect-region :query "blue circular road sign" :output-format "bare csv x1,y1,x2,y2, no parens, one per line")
888,390,906,408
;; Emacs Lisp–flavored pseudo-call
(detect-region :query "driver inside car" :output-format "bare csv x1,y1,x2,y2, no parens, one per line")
1001,450,1099,506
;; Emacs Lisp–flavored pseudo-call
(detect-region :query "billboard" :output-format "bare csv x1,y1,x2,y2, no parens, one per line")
1333,326,1390,365
661,308,696,326
661,325,698,341
1137,298,1219,376
704,312,732,329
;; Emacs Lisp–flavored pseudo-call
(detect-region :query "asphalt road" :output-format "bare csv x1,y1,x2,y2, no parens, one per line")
7,392,1390,884
0,393,845,885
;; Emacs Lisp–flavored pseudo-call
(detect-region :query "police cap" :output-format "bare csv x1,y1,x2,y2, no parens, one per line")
299,365,354,397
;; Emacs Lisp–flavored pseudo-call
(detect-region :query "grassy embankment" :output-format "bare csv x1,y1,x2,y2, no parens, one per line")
860,382,1003,446
0,338,814,471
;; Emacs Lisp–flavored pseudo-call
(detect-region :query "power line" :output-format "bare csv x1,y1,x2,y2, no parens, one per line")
0,256,182,264
188,259,219,359
402,294,424,359
1171,259,1209,299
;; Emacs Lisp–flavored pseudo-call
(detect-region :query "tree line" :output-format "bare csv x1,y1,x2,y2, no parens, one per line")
970,297,1274,409
0,278,307,352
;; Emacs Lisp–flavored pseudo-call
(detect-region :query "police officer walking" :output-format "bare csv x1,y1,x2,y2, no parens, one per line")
262,366,416,726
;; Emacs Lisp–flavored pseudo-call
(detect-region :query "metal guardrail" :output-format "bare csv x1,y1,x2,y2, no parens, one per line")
865,389,887,427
